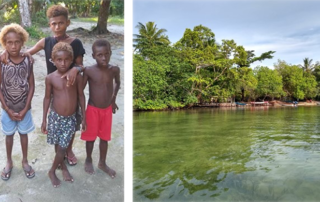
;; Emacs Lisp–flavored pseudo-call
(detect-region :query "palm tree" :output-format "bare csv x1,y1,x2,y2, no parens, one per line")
299,57,315,73
133,22,170,53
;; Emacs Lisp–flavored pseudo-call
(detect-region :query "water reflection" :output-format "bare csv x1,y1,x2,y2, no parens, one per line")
134,107,320,201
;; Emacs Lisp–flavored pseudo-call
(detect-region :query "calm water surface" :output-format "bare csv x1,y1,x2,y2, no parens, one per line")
133,106,320,201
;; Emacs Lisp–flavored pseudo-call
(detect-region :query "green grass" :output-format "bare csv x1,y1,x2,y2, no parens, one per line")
25,38,41,47
108,16,124,25
74,15,124,25
72,17,98,23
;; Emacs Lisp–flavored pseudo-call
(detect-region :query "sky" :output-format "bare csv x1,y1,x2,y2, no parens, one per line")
133,0,320,68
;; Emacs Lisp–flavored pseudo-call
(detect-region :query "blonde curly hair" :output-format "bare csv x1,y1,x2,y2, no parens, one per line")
0,23,29,48
52,42,74,60
46,4,69,19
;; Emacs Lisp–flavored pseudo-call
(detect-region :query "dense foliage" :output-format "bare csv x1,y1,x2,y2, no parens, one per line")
133,22,320,110
0,0,123,38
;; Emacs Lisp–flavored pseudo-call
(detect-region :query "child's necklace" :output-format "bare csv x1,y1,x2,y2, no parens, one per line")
54,34,69,41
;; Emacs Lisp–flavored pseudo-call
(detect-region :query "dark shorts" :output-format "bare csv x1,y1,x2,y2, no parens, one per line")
75,104,82,131
47,109,76,148
50,97,82,131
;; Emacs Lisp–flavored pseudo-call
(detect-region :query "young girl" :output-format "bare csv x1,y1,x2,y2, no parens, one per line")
0,23,35,180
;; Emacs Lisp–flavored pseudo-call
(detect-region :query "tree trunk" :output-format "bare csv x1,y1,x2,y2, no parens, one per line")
28,0,32,13
241,88,245,101
95,0,111,34
18,0,32,27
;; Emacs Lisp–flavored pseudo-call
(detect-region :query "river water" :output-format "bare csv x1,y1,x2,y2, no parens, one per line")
133,106,320,201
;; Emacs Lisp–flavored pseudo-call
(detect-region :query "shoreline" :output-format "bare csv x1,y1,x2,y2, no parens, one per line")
133,101,319,112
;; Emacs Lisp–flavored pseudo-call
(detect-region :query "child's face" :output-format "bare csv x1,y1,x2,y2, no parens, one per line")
92,46,112,67
52,50,73,73
5,32,23,57
49,16,70,37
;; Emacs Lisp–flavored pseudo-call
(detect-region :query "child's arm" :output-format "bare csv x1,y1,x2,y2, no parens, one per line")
77,74,86,131
82,67,88,90
26,38,45,55
0,63,19,121
62,55,84,87
111,66,121,114
1,38,45,64
18,64,35,120
41,76,52,134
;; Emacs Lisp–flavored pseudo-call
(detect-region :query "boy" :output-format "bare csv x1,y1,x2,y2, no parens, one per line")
81,39,120,178
41,42,86,188
0,23,35,180
1,4,86,165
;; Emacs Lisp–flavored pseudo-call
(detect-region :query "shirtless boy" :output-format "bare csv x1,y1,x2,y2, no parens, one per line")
81,39,120,178
41,42,86,188
0,23,35,181
1,4,85,165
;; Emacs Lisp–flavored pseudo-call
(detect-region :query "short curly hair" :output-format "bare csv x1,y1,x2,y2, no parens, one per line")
52,42,74,60
46,4,69,19
92,39,111,53
0,23,29,48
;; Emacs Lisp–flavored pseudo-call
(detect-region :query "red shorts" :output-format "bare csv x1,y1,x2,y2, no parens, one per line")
81,104,112,141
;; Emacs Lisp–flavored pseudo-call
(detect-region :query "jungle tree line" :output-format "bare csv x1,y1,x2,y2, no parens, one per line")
133,22,320,110
0,0,124,34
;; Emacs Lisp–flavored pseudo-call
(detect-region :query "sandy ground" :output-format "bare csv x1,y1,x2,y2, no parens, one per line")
0,23,124,202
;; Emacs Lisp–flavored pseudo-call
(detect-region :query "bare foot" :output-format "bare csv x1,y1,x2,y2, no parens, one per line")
84,160,95,175
98,163,116,178
48,171,61,188
62,168,74,182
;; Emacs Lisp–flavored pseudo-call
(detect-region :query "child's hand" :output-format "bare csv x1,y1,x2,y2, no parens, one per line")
61,67,78,87
21,52,34,64
0,50,8,64
41,121,48,134
17,109,28,121
112,102,119,114
7,110,20,121
81,120,86,132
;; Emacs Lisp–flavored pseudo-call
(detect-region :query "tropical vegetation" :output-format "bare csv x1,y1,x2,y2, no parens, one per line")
0,0,124,39
133,22,320,110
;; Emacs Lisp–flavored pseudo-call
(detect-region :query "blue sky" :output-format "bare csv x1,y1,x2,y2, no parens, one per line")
133,0,320,68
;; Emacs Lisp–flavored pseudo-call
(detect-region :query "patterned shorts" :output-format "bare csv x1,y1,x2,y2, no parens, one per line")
47,109,76,148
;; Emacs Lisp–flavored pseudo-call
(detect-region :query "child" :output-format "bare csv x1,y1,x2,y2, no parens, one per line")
1,4,86,166
41,42,86,188
0,23,35,180
81,39,120,178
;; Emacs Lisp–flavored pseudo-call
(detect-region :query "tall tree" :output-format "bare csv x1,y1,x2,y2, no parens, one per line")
275,60,306,100
18,0,31,27
254,66,284,100
133,21,170,55
299,57,315,73
94,0,111,34
174,25,221,103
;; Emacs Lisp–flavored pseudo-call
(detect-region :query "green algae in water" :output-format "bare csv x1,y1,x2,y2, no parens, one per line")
134,107,320,201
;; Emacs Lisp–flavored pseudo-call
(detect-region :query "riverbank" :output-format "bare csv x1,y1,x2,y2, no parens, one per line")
133,101,319,112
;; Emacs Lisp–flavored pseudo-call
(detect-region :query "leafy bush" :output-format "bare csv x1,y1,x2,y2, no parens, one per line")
25,26,46,39
134,99,168,111
184,95,198,105
164,97,185,109
2,6,20,24
31,11,48,27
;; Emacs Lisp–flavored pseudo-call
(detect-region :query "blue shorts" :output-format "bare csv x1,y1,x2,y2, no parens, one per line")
1,109,35,135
